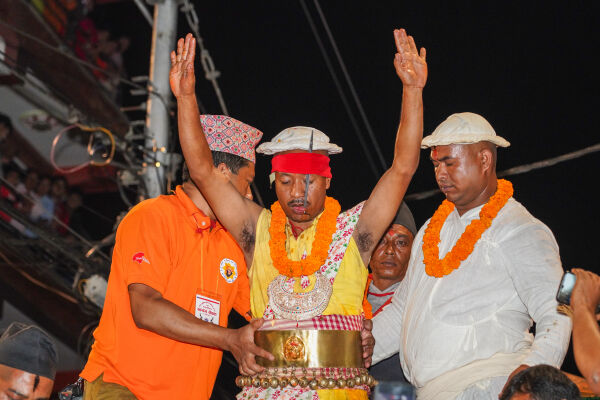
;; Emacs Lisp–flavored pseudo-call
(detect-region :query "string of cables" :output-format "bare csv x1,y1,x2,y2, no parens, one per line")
179,0,229,116
404,143,600,201
299,0,386,181
50,124,116,174
0,49,77,119
0,26,152,210
178,0,265,207
0,176,110,262
0,18,171,111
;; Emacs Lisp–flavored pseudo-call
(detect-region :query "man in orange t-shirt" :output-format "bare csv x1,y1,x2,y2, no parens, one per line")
80,115,273,400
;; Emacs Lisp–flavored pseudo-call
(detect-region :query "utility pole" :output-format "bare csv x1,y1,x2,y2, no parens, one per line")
141,0,178,199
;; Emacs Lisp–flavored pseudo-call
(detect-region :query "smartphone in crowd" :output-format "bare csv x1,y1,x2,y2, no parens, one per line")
373,381,416,400
556,270,600,313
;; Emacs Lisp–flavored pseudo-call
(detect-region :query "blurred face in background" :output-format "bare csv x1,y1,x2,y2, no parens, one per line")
36,178,51,196
24,172,39,192
5,171,19,187
0,123,9,142
66,192,83,210
51,178,66,199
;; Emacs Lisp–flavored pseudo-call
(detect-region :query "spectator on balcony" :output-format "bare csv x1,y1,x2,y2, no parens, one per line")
0,114,13,179
16,170,38,196
30,176,54,224
0,168,21,205
55,188,84,236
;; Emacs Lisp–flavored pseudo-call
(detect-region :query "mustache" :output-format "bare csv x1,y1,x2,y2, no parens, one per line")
288,199,310,207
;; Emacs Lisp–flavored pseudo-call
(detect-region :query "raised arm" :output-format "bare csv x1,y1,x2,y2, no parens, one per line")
354,28,427,265
170,34,263,260
571,268,600,394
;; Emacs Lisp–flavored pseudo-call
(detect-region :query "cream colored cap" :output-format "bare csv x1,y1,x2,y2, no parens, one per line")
256,126,343,155
422,112,510,149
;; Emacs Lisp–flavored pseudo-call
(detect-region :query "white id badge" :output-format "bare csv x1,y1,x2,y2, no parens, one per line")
195,294,221,325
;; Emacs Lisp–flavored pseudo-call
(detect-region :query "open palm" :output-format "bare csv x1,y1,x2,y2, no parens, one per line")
169,33,196,98
393,29,427,89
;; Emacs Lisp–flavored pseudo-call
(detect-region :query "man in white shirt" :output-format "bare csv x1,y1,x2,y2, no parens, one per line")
372,112,571,400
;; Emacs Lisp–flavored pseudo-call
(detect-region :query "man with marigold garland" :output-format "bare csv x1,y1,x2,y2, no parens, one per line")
371,112,572,399
170,28,427,400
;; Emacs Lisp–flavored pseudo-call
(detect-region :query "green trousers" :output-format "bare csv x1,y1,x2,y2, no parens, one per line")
83,374,137,400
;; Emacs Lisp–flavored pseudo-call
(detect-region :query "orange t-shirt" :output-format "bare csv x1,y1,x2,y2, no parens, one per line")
80,186,250,400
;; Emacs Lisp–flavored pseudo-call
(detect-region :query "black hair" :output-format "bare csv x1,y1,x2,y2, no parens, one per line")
181,151,250,182
68,187,84,197
499,365,580,400
0,113,12,131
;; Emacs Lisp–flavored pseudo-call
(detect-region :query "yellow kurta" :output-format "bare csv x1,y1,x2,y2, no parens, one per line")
250,208,369,400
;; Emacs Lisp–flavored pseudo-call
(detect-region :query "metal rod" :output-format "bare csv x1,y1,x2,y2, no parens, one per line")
303,131,314,209
141,0,178,199
132,0,153,26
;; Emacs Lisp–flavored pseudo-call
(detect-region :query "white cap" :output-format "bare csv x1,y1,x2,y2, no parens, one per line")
256,126,343,155
421,112,510,149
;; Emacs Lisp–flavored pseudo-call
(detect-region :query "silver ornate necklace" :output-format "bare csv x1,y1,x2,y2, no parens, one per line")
267,273,332,320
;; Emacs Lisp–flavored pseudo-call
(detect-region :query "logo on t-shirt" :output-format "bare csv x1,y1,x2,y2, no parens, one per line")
132,252,150,265
219,258,238,283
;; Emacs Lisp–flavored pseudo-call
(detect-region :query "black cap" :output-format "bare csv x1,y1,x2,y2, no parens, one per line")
392,202,417,237
0,322,58,380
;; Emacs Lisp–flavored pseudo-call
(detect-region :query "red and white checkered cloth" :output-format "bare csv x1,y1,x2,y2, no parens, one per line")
259,314,363,331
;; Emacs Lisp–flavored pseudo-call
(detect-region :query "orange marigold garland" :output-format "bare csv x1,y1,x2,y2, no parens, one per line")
423,179,513,278
269,196,341,278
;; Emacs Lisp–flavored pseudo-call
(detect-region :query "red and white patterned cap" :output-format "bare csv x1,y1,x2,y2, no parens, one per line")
200,115,263,163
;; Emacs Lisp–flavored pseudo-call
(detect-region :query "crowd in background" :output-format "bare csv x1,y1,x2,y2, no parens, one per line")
0,165,89,240
35,0,130,101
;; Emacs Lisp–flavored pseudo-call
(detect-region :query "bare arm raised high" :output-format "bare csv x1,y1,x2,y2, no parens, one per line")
354,28,427,266
170,34,263,262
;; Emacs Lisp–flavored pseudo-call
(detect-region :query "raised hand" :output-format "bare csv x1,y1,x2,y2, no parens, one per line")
169,33,196,99
393,28,427,89
572,268,600,318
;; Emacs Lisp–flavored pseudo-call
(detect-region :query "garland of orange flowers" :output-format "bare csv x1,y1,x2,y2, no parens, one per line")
269,196,341,277
423,179,513,278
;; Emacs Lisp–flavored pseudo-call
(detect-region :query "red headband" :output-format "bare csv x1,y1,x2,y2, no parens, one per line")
271,153,332,178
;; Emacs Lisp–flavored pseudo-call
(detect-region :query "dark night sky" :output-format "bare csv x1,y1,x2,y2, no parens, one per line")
92,1,599,273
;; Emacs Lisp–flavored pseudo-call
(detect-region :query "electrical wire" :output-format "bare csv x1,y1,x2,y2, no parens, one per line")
132,0,153,26
76,320,99,357
0,49,76,123
404,142,600,201
116,171,134,208
0,18,171,111
50,123,116,174
180,0,229,116
179,1,265,207
0,247,79,304
312,0,387,172
299,0,381,181
0,178,110,261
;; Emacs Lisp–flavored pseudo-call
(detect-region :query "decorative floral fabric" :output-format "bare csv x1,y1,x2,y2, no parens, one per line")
200,114,263,163
263,202,364,320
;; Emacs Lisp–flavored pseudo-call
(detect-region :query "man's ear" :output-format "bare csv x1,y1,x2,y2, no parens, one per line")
479,148,493,173
325,177,331,190
217,163,232,179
